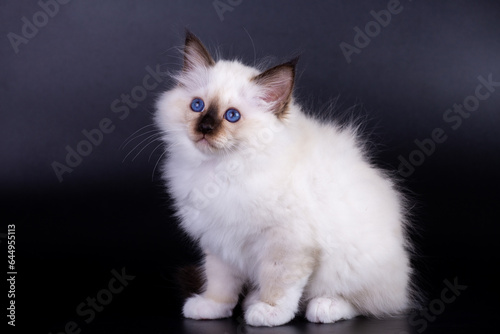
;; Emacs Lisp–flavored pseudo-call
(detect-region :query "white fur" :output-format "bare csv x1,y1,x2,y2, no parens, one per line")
156,52,413,327
183,294,235,320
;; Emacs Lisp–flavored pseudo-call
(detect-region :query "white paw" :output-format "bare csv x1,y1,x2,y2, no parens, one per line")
244,301,295,327
182,294,235,320
305,297,357,323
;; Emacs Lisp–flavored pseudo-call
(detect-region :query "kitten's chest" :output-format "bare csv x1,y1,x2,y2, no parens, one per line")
172,159,253,227
200,220,264,273
178,163,269,262
170,155,291,269
181,154,269,202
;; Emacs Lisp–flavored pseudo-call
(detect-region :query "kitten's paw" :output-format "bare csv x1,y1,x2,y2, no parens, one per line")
244,301,295,327
305,297,358,323
183,294,235,320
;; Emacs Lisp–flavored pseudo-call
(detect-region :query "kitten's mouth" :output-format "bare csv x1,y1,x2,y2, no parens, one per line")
195,135,217,150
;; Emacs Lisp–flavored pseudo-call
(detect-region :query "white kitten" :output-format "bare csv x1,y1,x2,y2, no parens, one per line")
155,31,415,327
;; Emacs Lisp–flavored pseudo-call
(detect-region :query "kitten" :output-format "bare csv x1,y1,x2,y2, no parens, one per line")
155,31,415,327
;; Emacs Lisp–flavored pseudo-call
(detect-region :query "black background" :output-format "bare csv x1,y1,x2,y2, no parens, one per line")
1,0,499,333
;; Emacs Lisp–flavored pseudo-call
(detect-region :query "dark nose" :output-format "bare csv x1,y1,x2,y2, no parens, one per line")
197,115,215,134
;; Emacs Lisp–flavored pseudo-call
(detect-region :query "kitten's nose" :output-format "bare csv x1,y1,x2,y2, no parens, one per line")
197,115,215,134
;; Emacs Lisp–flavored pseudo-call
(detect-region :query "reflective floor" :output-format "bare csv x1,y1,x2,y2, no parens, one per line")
68,310,491,334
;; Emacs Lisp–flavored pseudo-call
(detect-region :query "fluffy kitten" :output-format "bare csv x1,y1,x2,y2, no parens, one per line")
155,31,415,327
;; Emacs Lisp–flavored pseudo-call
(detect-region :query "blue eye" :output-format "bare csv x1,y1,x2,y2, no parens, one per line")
224,109,241,123
190,98,204,112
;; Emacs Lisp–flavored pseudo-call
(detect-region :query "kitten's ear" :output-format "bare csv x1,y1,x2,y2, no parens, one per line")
183,30,215,71
252,57,298,116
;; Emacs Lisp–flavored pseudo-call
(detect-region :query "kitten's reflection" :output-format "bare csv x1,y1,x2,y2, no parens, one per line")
181,316,414,334
182,317,301,334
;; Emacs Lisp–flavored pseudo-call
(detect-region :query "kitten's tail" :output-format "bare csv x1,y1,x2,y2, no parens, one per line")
176,265,205,298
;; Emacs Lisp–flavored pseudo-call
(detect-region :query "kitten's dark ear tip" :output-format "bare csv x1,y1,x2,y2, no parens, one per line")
288,56,300,67
185,29,196,42
182,29,215,70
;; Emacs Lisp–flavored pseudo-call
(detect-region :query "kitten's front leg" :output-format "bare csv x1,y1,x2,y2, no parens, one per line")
183,252,244,320
244,245,316,327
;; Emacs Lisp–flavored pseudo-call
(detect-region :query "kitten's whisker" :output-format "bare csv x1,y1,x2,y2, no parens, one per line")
152,150,168,181
121,129,161,150
139,106,158,117
120,124,157,150
122,133,163,163
148,142,165,162
131,137,163,162
243,27,257,66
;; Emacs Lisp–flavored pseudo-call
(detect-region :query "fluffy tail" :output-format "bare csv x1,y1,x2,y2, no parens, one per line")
176,265,205,298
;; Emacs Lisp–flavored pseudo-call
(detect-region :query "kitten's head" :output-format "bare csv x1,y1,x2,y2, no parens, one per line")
156,31,297,156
